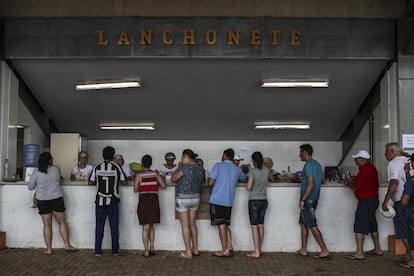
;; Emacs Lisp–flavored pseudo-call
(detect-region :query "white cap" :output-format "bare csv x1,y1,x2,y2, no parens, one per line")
233,154,243,161
351,150,371,159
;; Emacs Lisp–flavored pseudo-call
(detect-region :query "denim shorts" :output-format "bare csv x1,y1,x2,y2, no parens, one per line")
299,200,318,228
393,201,407,239
248,199,268,225
210,204,232,226
175,198,200,212
406,209,414,250
354,197,379,234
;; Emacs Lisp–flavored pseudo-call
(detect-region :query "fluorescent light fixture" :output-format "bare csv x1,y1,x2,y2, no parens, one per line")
100,123,154,130
254,122,311,130
76,78,141,90
261,78,329,88
8,125,25,128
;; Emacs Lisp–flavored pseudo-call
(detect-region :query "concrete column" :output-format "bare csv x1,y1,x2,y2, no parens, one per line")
0,61,19,179
398,18,414,152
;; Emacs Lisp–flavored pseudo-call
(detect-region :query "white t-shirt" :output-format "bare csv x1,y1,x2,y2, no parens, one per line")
71,164,93,181
387,156,408,201
156,164,177,182
122,164,133,178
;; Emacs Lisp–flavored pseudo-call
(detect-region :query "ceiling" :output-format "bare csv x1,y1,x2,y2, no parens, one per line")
10,58,388,141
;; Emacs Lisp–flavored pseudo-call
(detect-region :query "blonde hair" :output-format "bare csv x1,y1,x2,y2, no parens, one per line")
263,157,274,168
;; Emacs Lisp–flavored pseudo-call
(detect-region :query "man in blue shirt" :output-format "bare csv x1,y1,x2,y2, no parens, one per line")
209,148,247,257
296,144,330,259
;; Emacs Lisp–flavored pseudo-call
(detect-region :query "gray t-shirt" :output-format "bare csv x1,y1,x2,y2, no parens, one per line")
247,167,269,200
28,166,63,200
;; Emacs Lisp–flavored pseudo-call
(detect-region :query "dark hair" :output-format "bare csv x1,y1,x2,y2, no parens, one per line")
195,158,204,168
182,149,198,160
251,151,264,169
410,153,414,162
103,146,115,160
299,144,313,156
141,154,152,168
78,151,89,161
38,152,52,173
223,148,235,160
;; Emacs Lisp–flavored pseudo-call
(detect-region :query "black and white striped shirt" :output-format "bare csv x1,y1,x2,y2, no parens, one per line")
90,161,126,206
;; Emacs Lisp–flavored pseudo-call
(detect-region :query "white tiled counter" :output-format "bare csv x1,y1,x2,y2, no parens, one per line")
0,181,394,252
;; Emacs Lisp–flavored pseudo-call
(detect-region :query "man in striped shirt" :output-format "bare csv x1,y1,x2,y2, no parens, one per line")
89,146,126,256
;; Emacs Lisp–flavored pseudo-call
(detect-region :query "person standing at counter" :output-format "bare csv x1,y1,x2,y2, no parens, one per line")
28,152,77,255
208,148,247,257
134,154,166,258
401,153,414,269
246,151,269,259
89,146,126,256
171,149,205,259
157,152,178,182
382,142,410,262
297,144,330,259
113,154,133,181
70,151,93,181
344,150,383,260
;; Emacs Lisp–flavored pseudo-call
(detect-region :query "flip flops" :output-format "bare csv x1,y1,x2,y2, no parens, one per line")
366,250,384,256
346,255,365,261
296,250,308,257
314,254,331,260
179,252,192,259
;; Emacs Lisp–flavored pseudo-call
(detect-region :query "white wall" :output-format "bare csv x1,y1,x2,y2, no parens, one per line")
87,140,342,173
0,183,394,252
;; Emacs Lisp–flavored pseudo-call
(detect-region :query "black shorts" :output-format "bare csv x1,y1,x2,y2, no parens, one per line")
210,203,232,226
248,199,268,225
37,197,66,215
299,200,318,228
354,197,379,234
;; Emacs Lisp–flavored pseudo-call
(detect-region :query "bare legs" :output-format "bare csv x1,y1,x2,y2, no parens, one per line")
141,224,155,257
351,232,383,259
298,224,330,257
247,224,264,258
178,209,199,258
216,224,232,256
41,211,75,255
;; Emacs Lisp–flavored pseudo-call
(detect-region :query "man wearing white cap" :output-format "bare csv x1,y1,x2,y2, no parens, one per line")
383,142,409,261
345,150,383,260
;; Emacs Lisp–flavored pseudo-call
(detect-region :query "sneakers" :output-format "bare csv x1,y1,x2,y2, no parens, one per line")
112,251,121,256
94,252,102,257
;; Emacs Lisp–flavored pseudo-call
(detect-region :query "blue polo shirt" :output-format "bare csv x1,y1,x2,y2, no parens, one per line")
301,159,322,201
209,160,247,207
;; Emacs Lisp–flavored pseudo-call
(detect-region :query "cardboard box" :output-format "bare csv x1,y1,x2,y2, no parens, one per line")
388,235,406,255
0,232,5,250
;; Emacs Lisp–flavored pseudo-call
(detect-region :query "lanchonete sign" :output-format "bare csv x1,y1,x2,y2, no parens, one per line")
4,17,394,59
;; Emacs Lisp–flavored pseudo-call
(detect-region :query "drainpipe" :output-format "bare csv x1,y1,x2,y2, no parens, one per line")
369,113,374,164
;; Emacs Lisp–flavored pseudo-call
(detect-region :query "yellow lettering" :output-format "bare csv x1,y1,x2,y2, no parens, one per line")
182,29,196,45
205,29,217,45
227,30,240,45
290,30,300,46
163,29,173,45
250,29,261,45
139,29,153,45
117,29,130,45
97,29,108,45
269,29,281,46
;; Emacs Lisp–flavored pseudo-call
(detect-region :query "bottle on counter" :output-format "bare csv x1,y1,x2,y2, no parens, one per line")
3,158,9,180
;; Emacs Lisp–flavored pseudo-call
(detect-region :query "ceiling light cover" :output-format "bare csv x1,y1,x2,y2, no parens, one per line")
76,78,141,90
100,123,154,130
254,122,311,130
261,78,329,88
